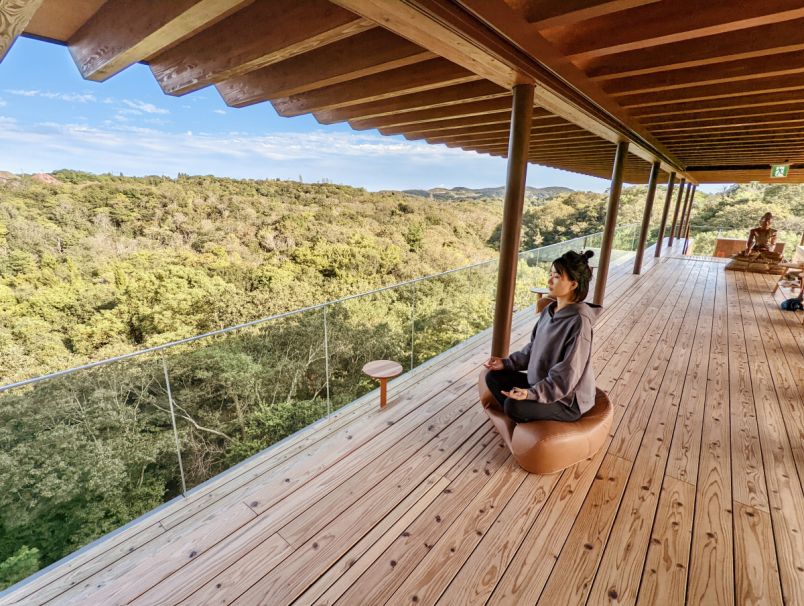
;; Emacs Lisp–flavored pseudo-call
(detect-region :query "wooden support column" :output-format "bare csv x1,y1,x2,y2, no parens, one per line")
667,178,686,247
676,183,693,240
633,160,660,274
491,83,534,358
682,185,697,254
593,140,629,305
654,172,676,258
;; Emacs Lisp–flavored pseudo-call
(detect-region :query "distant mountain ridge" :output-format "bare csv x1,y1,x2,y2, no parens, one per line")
401,185,573,201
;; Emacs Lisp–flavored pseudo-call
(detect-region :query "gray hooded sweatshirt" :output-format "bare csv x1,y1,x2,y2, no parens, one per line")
502,301,603,414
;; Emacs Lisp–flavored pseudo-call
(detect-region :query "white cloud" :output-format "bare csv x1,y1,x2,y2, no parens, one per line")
0,99,6,107
5,89,96,102
213,109,226,115
121,99,169,114
0,118,611,191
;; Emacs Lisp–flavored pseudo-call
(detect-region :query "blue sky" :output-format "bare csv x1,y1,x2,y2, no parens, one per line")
0,36,727,193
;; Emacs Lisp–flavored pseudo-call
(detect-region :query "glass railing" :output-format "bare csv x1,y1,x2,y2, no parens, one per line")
0,223,640,591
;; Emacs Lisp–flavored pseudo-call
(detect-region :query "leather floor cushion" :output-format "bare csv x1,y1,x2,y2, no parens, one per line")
478,368,613,474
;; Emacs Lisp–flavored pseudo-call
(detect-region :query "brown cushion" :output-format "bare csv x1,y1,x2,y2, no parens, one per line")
478,368,612,474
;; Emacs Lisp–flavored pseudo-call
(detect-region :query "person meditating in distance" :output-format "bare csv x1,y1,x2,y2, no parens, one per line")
483,250,601,423
746,212,777,253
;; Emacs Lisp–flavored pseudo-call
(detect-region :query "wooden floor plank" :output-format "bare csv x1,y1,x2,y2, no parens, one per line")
725,270,770,513
636,476,696,606
432,469,559,605
12,255,798,606
301,432,503,606
686,265,734,606
384,459,528,605
734,503,784,606
735,271,804,605
665,261,718,484
535,454,633,606
587,262,711,605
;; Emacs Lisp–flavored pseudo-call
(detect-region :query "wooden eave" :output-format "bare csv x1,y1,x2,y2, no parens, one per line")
7,0,804,182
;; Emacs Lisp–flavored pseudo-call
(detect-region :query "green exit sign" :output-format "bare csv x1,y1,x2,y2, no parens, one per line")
770,164,789,178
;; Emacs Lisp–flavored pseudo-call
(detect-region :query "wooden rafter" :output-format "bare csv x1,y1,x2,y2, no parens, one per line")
518,0,660,29
68,0,253,81
542,0,804,59
0,0,43,62
348,96,513,130
313,80,507,124
582,17,804,80
271,59,479,117
150,0,372,96
216,28,434,107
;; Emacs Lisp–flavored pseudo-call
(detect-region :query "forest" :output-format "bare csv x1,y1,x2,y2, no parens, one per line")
0,171,802,589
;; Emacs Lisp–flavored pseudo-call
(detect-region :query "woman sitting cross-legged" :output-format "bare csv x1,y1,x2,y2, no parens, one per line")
483,250,601,423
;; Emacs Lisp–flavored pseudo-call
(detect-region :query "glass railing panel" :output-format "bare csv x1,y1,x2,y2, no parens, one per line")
161,307,328,492
0,353,178,590
326,285,415,407
411,266,496,367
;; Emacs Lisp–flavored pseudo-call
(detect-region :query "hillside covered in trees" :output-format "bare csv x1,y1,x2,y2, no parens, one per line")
0,172,802,588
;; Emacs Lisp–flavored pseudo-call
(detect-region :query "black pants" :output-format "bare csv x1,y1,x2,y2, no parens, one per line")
485,369,581,423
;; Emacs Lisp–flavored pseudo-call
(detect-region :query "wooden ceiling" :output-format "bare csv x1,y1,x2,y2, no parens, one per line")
6,0,804,183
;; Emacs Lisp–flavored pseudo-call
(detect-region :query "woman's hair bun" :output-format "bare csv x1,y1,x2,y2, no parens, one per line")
583,250,595,260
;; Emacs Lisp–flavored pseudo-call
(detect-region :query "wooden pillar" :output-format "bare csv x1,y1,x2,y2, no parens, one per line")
654,172,676,258
593,140,629,305
668,179,686,246
676,182,692,239
682,186,697,254
633,161,661,274
491,83,534,357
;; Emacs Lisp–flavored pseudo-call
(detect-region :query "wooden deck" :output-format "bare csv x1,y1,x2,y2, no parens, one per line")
2,251,803,606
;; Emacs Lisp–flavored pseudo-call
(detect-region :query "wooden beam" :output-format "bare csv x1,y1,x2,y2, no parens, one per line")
413,119,573,143
336,0,683,174
68,0,251,81
523,0,661,29
641,104,804,127
652,116,804,134
673,137,804,153
399,115,567,140
492,83,533,358
658,125,804,143
0,0,44,62
348,96,513,130
542,0,804,59
376,108,555,137
616,72,804,107
654,172,676,258
150,0,372,96
593,140,629,305
271,59,479,117
216,29,434,107
582,17,804,80
634,161,660,274
629,89,804,118
314,80,508,124
602,49,804,96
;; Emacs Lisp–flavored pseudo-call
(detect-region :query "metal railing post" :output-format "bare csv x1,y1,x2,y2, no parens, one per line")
162,355,187,496
323,307,331,419
410,283,417,371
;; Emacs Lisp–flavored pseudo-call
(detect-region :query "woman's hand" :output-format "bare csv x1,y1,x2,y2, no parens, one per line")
501,387,529,400
483,357,504,371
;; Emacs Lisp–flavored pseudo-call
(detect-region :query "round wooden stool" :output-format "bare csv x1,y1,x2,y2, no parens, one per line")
362,360,403,408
